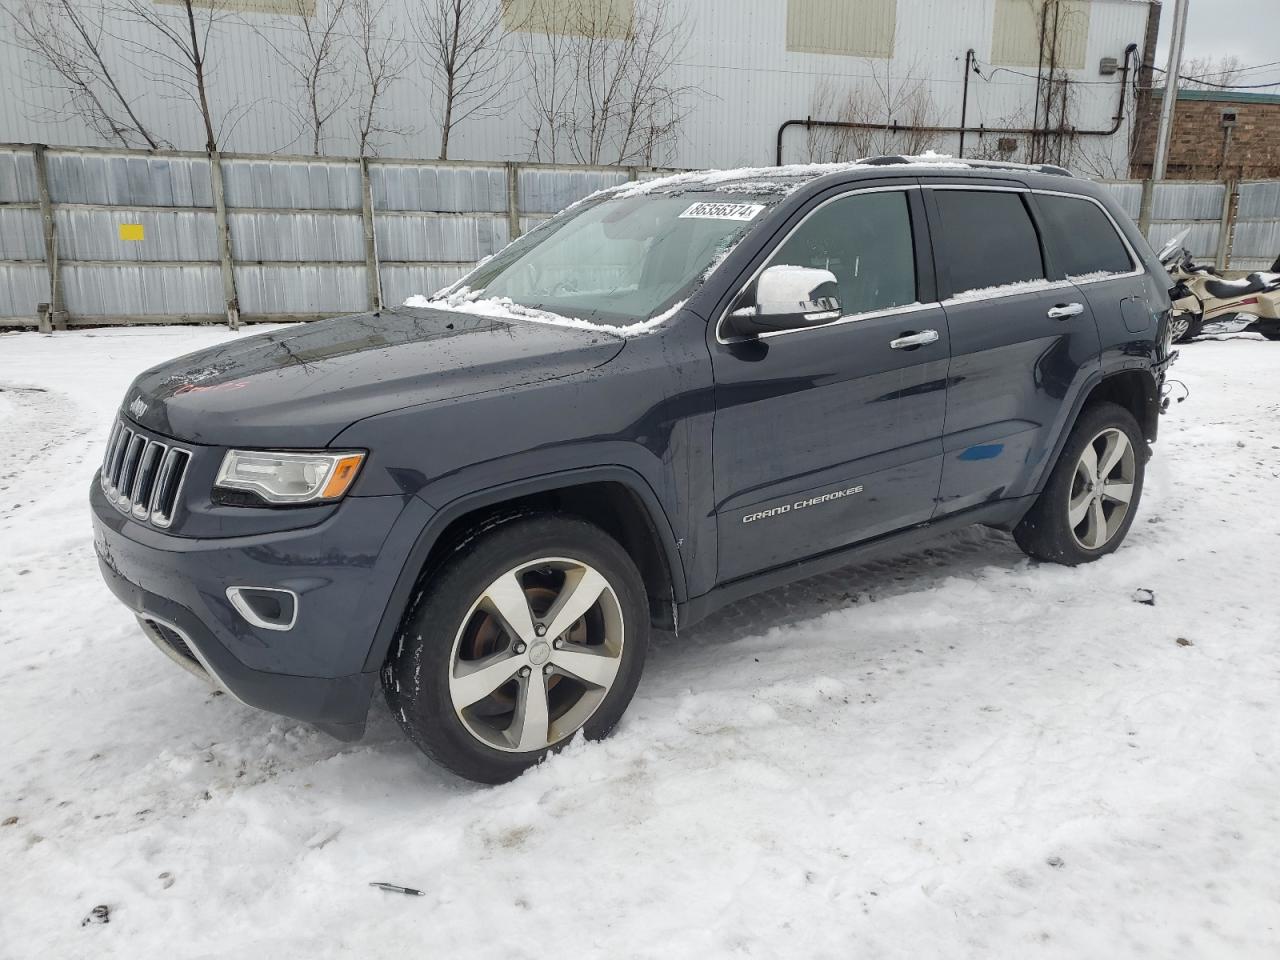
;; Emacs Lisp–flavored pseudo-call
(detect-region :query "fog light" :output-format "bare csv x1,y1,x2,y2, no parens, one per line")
226,586,299,631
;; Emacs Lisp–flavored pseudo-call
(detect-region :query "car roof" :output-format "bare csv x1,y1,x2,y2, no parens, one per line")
626,155,1089,200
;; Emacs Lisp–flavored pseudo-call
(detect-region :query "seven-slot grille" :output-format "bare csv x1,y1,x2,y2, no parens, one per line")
101,419,190,527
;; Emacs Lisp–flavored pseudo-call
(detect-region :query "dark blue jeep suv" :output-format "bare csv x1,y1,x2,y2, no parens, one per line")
91,158,1176,783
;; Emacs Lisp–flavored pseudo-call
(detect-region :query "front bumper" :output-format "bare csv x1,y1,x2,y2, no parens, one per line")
91,477,416,740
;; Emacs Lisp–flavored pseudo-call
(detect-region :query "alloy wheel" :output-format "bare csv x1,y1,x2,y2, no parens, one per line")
1068,428,1137,550
447,557,625,753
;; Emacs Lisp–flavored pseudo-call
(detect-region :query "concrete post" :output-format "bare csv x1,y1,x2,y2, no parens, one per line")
1216,179,1238,272
360,157,383,311
506,162,521,241
208,151,241,330
32,144,67,329
1138,178,1156,239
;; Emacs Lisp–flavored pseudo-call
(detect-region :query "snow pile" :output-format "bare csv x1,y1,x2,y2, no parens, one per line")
3,327,1280,958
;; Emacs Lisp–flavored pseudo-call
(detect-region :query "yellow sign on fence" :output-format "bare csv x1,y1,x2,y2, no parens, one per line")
119,223,144,242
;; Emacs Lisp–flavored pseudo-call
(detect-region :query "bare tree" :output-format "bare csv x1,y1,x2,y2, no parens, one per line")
116,0,233,152
1180,55,1244,90
517,0,696,165
349,0,410,157
413,0,511,160
1,0,165,148
252,0,351,155
802,63,941,163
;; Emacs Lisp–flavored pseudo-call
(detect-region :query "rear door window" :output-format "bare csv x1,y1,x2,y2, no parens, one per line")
1035,193,1135,279
932,190,1045,296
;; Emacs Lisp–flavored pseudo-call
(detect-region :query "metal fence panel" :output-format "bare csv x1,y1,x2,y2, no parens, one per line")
1238,181,1280,221
1232,220,1280,263
55,208,218,262
221,158,362,211
375,214,508,263
0,264,44,316
229,211,364,262
1146,222,1220,261
60,264,222,316
0,148,37,203
372,163,507,213
235,264,368,314
1095,181,1142,220
45,152,214,207
518,168,631,214
381,264,472,305
0,208,42,260
1150,181,1225,222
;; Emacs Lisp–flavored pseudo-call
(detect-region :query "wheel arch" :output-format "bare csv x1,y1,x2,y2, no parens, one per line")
361,467,685,673
1035,368,1160,499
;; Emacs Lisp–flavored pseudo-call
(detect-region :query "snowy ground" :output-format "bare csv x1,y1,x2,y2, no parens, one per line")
1,326,1278,959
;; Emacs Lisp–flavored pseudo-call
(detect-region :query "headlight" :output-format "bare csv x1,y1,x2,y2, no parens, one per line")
214,450,365,504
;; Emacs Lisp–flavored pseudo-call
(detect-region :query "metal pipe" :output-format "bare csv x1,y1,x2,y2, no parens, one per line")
959,49,975,159
776,44,1138,167
1152,0,1188,180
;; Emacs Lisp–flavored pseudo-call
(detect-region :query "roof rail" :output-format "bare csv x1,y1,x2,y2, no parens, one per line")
863,155,1076,178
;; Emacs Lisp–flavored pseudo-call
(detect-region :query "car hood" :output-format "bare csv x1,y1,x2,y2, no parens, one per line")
123,306,625,447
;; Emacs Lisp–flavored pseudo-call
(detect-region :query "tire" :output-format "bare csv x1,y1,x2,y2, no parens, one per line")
383,514,649,784
1013,402,1146,566
1257,322,1280,342
1174,313,1203,343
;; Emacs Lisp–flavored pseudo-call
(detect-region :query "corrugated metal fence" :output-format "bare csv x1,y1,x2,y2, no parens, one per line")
2,144,1278,329
0,144,673,328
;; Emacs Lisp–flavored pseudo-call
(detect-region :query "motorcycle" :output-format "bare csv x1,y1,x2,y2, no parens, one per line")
1159,229,1280,343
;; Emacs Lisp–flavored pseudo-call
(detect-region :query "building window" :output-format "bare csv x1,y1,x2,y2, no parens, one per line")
786,0,897,60
503,0,634,39
990,0,1090,71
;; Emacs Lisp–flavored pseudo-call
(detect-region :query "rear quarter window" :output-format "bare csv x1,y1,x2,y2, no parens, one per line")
1035,193,1134,279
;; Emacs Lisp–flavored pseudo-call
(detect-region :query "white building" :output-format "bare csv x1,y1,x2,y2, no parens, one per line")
0,0,1157,174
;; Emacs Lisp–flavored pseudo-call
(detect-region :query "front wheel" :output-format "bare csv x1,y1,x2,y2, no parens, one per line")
1014,402,1146,565
384,515,649,784
1173,312,1203,343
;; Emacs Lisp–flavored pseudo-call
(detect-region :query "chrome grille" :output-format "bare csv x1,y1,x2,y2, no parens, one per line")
100,419,191,527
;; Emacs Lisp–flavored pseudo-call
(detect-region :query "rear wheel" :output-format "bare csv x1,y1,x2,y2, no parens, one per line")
384,515,649,784
1014,402,1145,565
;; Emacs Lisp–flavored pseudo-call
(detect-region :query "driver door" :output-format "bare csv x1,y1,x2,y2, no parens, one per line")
709,186,950,583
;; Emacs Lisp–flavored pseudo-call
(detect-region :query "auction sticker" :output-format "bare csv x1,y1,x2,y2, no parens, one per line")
679,202,765,221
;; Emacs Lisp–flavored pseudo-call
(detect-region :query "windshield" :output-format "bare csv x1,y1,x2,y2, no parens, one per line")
439,191,778,327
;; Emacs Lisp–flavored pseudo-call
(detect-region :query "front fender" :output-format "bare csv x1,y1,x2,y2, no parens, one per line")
359,464,687,673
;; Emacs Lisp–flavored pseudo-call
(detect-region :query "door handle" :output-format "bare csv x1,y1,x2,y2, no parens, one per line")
1047,302,1084,320
889,329,939,350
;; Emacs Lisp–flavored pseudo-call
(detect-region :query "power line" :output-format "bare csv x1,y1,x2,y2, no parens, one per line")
1151,65,1280,91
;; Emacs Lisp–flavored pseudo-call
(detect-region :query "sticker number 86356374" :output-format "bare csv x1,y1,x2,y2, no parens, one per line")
679,202,765,222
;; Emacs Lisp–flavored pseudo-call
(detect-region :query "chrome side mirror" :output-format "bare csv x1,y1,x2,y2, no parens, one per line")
727,265,841,337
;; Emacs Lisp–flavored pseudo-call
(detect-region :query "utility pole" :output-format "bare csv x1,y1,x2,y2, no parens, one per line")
1152,0,1188,181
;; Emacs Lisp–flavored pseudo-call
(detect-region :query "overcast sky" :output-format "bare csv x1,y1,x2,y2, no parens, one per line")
1155,0,1280,89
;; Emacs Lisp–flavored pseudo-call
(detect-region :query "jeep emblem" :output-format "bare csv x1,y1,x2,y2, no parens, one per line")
128,397,148,418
